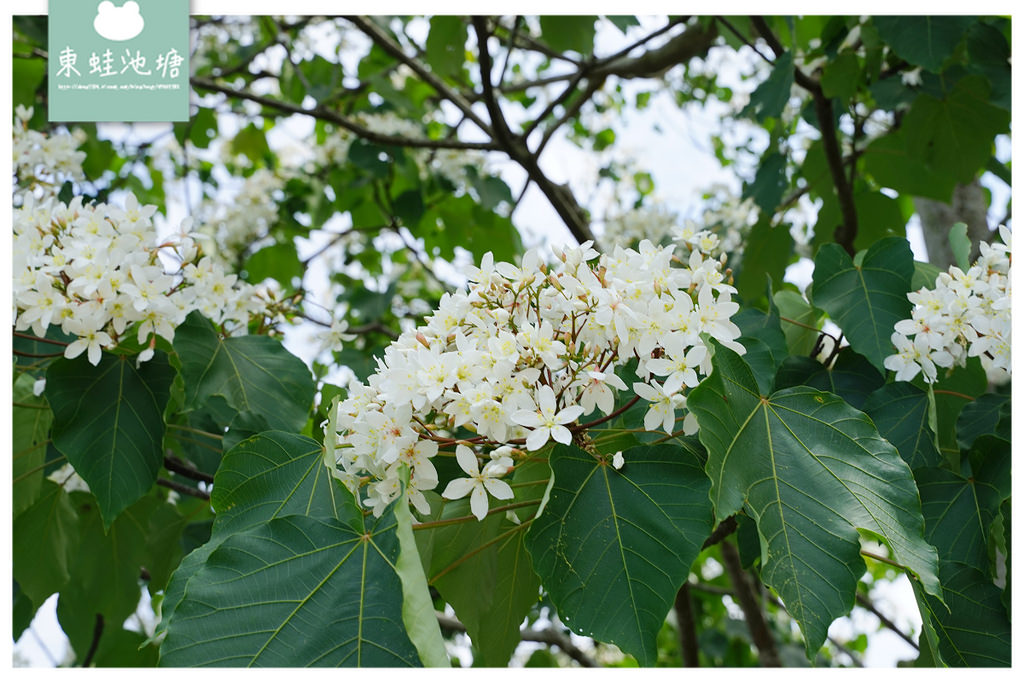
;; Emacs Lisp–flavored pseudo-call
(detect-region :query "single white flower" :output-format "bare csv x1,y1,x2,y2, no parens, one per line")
511,385,585,451
441,444,514,521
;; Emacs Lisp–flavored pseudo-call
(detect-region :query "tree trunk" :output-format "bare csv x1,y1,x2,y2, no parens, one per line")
913,179,993,268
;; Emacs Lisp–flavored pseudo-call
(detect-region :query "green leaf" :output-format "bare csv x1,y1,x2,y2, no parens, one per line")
820,51,860,101
158,431,360,637
955,393,1011,450
230,123,270,163
916,451,1008,575
243,242,303,286
773,347,884,409
394,481,448,667
426,16,467,80
417,458,548,666
524,444,714,666
45,352,175,526
811,237,914,374
173,312,314,433
743,152,788,213
12,479,79,606
913,563,1011,667
13,372,52,517
914,357,987,463
773,290,824,357
57,492,163,657
735,220,793,302
13,583,35,642
948,222,971,271
862,130,957,202
873,16,974,72
689,343,940,656
903,75,1011,185
743,51,794,122
188,107,219,149
911,259,943,290
851,191,906,251
606,16,640,34
861,383,941,470
13,57,45,108
539,16,597,55
159,513,422,667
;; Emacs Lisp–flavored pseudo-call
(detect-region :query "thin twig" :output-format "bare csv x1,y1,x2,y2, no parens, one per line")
435,611,597,667
157,477,210,501
675,583,700,666
720,539,782,666
856,592,919,651
164,455,215,485
80,614,104,667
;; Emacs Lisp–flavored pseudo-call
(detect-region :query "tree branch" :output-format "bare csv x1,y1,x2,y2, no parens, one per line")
702,515,738,549
344,16,494,137
720,540,782,666
472,16,597,247
436,611,597,667
750,16,857,255
856,592,919,651
190,77,499,151
163,455,214,485
80,614,104,667
157,477,210,501
674,583,700,666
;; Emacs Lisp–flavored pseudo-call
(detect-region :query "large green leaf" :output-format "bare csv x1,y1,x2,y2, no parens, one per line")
56,492,163,658
743,51,794,122
13,372,52,517
862,129,957,202
524,443,713,666
773,347,884,409
913,563,1011,667
811,237,914,374
735,220,793,302
916,450,1008,575
955,393,1011,450
425,16,467,79
873,16,974,73
158,514,421,667
12,479,79,606
861,382,941,470
417,458,548,666
903,75,1011,185
773,289,824,357
45,352,175,526
539,16,596,55
689,343,940,656
158,431,358,635
172,312,314,432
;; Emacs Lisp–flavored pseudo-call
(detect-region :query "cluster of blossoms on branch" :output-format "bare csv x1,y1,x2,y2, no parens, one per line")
328,238,745,520
194,168,284,268
12,192,283,365
884,226,1011,384
12,106,85,198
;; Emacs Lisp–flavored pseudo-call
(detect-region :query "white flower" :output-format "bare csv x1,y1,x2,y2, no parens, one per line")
511,385,585,451
632,380,684,434
441,445,514,521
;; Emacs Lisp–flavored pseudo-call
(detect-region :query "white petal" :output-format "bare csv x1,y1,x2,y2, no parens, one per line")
550,424,572,445
483,478,513,500
441,478,475,500
455,444,480,476
470,485,489,521
554,405,585,424
536,385,556,413
511,409,542,428
525,427,550,451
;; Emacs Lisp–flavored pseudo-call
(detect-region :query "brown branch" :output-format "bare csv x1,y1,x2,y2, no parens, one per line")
856,592,919,651
472,16,597,247
720,539,782,666
190,77,499,152
435,611,597,667
345,16,493,137
80,614,104,667
702,515,738,549
13,329,69,346
157,477,210,501
675,583,700,666
164,455,214,485
750,16,857,255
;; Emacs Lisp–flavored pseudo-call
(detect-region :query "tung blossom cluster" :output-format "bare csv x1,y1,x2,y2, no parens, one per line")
13,193,281,365
195,168,284,268
12,106,85,198
885,227,1011,384
328,239,745,520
